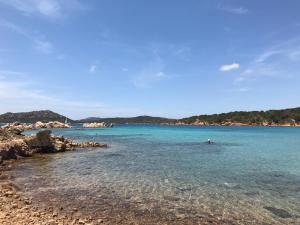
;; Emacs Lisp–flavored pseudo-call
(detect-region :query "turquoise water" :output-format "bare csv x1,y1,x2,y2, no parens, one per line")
13,125,300,224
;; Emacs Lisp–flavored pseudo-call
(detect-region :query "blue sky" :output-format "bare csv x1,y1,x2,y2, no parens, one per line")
0,0,300,119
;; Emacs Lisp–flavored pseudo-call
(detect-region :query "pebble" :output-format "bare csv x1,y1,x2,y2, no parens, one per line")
78,219,85,224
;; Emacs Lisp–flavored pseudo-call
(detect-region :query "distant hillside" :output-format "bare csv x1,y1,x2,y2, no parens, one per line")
1,107,300,126
179,107,300,125
0,110,73,123
77,116,176,124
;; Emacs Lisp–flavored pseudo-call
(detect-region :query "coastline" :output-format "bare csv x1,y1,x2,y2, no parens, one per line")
161,122,300,127
1,124,299,225
0,126,111,225
0,159,236,225
0,126,237,225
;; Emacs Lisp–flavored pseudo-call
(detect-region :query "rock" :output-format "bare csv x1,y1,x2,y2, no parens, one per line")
82,122,113,128
0,128,107,163
78,219,85,224
264,206,292,218
34,121,71,129
1,122,33,132
78,142,108,148
24,199,32,205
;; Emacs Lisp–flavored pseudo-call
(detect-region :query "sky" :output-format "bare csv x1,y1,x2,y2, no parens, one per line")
0,0,300,119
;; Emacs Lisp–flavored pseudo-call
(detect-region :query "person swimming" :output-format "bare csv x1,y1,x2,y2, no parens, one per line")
207,138,213,144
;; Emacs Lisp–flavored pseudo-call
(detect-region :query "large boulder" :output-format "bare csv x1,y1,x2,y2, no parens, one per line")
25,130,55,153
0,139,34,159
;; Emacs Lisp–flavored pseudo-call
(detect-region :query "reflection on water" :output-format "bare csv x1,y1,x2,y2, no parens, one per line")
12,125,300,224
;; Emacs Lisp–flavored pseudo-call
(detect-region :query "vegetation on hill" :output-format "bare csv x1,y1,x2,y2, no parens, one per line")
77,116,176,124
1,107,300,125
0,110,72,123
179,107,300,125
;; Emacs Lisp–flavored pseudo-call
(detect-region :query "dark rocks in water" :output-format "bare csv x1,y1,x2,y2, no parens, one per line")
264,206,292,218
103,153,123,158
163,196,181,201
78,141,108,148
176,187,192,192
0,128,108,162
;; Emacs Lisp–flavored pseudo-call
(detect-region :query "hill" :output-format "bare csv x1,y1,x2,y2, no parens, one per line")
77,116,175,124
0,110,73,123
1,107,300,126
179,107,300,125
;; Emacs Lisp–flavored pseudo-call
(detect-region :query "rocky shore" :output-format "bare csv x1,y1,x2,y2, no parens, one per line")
1,121,71,131
0,126,109,225
0,128,107,162
163,119,300,127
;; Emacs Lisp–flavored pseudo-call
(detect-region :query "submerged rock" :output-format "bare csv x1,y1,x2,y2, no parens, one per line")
264,206,293,218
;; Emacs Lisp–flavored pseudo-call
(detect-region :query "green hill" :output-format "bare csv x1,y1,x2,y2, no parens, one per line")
179,107,300,125
0,110,73,123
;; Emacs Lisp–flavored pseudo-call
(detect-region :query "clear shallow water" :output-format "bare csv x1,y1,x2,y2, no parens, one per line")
11,125,300,224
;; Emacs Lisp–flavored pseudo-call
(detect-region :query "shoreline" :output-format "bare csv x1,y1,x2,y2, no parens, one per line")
0,159,235,225
161,122,300,127
0,127,231,225
1,125,298,225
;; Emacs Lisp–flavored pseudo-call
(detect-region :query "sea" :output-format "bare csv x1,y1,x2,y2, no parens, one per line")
9,125,300,224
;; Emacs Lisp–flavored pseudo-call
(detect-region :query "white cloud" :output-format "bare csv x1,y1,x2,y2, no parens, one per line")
219,5,249,15
220,63,240,72
0,0,86,19
0,20,54,54
89,64,97,73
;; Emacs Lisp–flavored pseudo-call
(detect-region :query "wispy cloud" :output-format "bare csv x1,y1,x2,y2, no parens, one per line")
89,64,97,73
0,69,148,118
133,71,168,88
237,38,300,83
133,56,169,88
226,87,251,92
220,63,240,72
0,70,105,117
172,45,191,61
0,20,54,54
218,5,249,15
0,0,86,19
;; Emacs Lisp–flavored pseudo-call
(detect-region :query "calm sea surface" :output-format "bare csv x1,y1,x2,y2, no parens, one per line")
10,125,300,224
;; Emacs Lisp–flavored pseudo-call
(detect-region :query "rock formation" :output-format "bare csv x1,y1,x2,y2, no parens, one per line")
82,122,113,128
0,128,107,162
1,121,71,131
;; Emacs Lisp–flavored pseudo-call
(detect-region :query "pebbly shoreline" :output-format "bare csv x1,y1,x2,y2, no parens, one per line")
0,126,109,225
0,126,230,225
